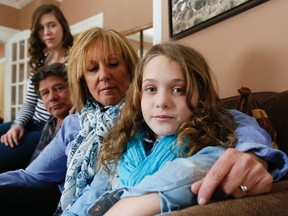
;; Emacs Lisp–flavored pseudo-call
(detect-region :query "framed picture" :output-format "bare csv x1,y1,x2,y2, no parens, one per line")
169,0,268,39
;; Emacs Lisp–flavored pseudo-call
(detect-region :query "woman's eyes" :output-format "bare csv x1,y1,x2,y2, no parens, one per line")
37,23,56,32
86,61,119,72
87,66,99,72
48,23,56,28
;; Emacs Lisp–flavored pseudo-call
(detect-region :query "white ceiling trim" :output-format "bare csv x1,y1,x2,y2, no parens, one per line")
0,0,32,9
70,13,104,36
0,26,20,43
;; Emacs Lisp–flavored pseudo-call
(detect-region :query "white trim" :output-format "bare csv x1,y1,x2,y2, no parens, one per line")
0,57,5,64
153,0,162,44
0,0,32,9
70,13,104,35
0,26,20,44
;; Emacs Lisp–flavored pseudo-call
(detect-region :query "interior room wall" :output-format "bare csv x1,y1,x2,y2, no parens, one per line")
0,4,18,29
0,44,4,119
0,61,4,120
0,0,153,119
60,0,152,33
161,0,288,98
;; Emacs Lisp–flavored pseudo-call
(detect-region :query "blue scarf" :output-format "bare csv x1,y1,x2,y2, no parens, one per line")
117,132,181,187
59,99,123,212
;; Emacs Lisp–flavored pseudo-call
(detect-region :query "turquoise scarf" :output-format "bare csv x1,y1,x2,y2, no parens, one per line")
117,132,181,187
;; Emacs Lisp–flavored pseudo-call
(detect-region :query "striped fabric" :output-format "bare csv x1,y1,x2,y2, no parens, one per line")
13,74,51,127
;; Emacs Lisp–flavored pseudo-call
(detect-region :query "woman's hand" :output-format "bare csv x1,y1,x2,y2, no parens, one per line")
0,125,24,148
191,148,273,205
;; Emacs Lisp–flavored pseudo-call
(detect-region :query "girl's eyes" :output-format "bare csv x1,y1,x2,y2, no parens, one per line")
145,86,157,93
143,86,186,95
172,87,185,94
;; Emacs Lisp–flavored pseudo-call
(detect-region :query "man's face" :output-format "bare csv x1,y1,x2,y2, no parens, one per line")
38,75,72,119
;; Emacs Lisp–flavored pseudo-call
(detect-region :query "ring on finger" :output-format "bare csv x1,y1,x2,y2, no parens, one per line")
240,185,249,192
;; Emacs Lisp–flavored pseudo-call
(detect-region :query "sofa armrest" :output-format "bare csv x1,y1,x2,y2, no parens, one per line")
165,178,288,216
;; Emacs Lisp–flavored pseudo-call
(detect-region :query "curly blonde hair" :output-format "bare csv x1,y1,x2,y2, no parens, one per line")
99,42,237,173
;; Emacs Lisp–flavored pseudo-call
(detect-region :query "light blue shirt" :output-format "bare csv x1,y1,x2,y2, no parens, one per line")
62,146,226,216
61,110,288,216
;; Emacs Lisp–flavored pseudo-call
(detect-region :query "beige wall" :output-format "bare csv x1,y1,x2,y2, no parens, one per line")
0,4,19,29
0,44,4,58
162,0,288,98
1,0,287,100
0,62,4,119
0,0,59,30
0,0,152,119
60,0,152,32
0,44,4,119
1,0,152,36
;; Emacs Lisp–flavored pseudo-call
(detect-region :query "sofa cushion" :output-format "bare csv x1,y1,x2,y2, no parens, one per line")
165,178,288,216
220,91,288,155
257,91,288,155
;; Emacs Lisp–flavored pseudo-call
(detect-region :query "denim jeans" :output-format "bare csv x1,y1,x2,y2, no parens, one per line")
0,120,44,172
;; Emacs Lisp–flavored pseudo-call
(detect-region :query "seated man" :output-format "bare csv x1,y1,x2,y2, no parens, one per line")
0,63,72,216
29,63,72,162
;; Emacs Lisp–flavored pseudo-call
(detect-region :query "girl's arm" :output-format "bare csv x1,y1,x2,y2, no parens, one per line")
104,193,160,216
89,146,224,216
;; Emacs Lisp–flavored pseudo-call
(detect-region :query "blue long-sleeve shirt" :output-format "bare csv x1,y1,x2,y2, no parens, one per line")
0,110,287,192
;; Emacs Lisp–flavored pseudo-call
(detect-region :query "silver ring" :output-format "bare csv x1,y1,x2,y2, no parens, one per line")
240,185,249,192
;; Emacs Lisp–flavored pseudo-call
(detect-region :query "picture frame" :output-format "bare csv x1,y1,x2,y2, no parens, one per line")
169,0,268,39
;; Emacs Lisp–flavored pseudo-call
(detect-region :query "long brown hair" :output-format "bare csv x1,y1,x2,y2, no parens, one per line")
28,4,73,70
100,42,237,173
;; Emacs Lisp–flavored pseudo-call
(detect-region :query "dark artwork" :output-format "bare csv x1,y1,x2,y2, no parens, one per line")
169,0,268,39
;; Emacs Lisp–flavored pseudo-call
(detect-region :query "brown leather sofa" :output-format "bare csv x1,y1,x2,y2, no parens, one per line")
167,90,288,216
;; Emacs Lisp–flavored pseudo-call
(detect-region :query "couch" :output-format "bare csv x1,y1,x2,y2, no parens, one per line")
166,90,288,216
2,91,287,215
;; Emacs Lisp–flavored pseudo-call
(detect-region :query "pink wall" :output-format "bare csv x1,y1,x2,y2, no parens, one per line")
0,5,19,29
162,0,288,98
1,0,152,37
1,0,287,99
0,0,60,30
60,0,152,32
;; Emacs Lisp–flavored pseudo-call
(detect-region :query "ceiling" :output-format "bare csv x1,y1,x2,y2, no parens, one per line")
0,0,62,9
0,0,32,9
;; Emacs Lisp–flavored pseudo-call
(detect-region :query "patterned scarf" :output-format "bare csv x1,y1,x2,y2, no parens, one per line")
58,98,123,212
117,132,181,187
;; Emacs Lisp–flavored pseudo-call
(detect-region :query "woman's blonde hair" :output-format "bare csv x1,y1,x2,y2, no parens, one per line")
67,27,139,110
100,42,237,173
